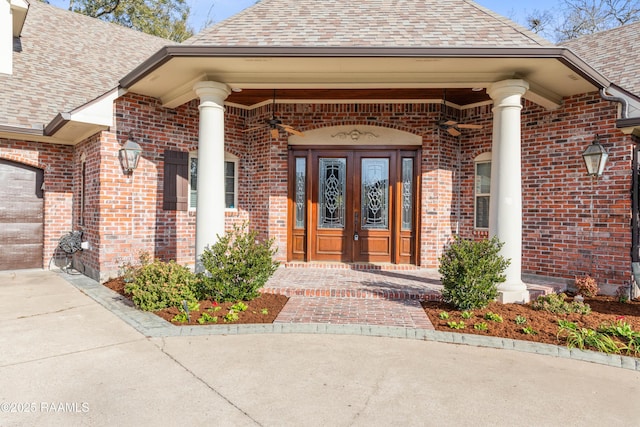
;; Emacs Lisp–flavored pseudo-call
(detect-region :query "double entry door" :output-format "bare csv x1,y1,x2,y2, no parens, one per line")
289,148,418,264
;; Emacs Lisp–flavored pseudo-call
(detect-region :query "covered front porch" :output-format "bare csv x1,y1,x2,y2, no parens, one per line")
102,40,633,296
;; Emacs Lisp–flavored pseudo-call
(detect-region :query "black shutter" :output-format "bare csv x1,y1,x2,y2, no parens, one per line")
163,150,188,211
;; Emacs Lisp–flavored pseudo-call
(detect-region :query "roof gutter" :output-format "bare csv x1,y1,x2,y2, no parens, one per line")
603,84,640,131
0,123,44,136
0,113,76,139
44,112,72,136
119,45,611,91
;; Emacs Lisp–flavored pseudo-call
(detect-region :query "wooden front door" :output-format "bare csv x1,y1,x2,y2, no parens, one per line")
288,148,419,264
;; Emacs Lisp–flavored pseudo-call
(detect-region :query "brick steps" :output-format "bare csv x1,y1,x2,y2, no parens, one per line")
262,286,441,301
283,262,422,271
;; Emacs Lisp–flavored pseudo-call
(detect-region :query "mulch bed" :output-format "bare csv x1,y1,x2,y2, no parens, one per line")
104,275,640,352
422,295,640,348
103,277,288,325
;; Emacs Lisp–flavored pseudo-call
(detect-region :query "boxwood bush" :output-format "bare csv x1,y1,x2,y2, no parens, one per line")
198,223,280,302
439,236,510,310
124,259,200,311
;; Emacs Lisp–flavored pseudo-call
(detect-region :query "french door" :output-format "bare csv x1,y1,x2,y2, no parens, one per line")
288,148,419,264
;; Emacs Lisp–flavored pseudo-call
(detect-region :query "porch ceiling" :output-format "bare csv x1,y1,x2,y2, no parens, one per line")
120,46,610,110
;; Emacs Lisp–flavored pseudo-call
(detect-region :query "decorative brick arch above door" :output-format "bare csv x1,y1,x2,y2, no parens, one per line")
288,124,422,147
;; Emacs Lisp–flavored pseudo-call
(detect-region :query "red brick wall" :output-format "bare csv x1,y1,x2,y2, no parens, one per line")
83,94,251,280
0,138,74,269
71,134,101,278
521,94,631,291
459,93,632,291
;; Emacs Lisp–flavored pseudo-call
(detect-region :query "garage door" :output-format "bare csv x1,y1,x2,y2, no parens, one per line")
0,159,44,270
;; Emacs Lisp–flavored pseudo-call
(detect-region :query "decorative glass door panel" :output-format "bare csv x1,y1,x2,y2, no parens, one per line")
401,158,413,231
353,154,394,262
397,155,416,264
289,156,307,261
295,158,306,229
319,158,347,229
310,153,353,261
361,158,389,230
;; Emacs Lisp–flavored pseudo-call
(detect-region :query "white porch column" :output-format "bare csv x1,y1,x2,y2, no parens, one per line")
487,79,530,304
193,81,231,269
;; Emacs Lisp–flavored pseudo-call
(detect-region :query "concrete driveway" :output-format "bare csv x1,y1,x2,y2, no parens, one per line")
1,270,639,426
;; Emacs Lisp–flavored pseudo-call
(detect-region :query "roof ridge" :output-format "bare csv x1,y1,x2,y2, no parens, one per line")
186,0,554,48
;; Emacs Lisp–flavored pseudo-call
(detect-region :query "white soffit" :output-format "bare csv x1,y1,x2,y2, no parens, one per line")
11,0,29,37
69,87,119,127
46,88,122,144
128,56,598,110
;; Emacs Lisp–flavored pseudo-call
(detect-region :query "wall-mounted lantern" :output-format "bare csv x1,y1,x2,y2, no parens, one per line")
119,138,142,174
581,135,609,178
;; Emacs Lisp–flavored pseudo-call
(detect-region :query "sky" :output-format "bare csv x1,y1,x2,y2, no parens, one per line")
46,0,565,33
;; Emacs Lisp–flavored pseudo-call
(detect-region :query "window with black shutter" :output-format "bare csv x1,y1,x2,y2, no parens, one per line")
163,150,188,211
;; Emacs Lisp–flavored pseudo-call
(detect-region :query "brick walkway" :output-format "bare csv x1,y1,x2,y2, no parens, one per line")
263,267,441,329
263,266,566,329
274,297,435,328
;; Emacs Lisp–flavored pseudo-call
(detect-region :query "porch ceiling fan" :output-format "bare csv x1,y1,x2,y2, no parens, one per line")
243,90,305,139
437,90,483,137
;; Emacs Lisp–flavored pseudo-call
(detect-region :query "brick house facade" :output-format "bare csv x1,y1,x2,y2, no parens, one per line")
2,1,640,298
62,91,632,296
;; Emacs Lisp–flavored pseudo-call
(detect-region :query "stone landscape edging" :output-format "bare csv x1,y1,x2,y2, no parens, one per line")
60,272,640,372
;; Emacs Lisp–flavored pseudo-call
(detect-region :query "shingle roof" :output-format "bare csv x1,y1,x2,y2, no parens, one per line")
185,0,553,48
562,22,640,96
0,1,172,128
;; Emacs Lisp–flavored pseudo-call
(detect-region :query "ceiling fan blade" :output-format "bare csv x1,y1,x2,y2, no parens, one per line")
242,126,266,132
447,127,461,137
270,128,280,139
280,124,305,137
457,124,483,129
443,120,458,126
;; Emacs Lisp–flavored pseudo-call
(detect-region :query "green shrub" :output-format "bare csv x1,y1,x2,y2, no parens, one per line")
558,323,621,354
231,301,248,312
198,223,280,302
119,251,151,283
531,293,591,315
224,311,240,323
484,312,503,323
438,236,510,310
598,320,639,339
474,322,488,331
124,259,199,311
447,321,466,329
197,312,218,324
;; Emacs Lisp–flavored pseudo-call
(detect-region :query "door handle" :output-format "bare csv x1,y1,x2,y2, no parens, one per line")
354,212,359,241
